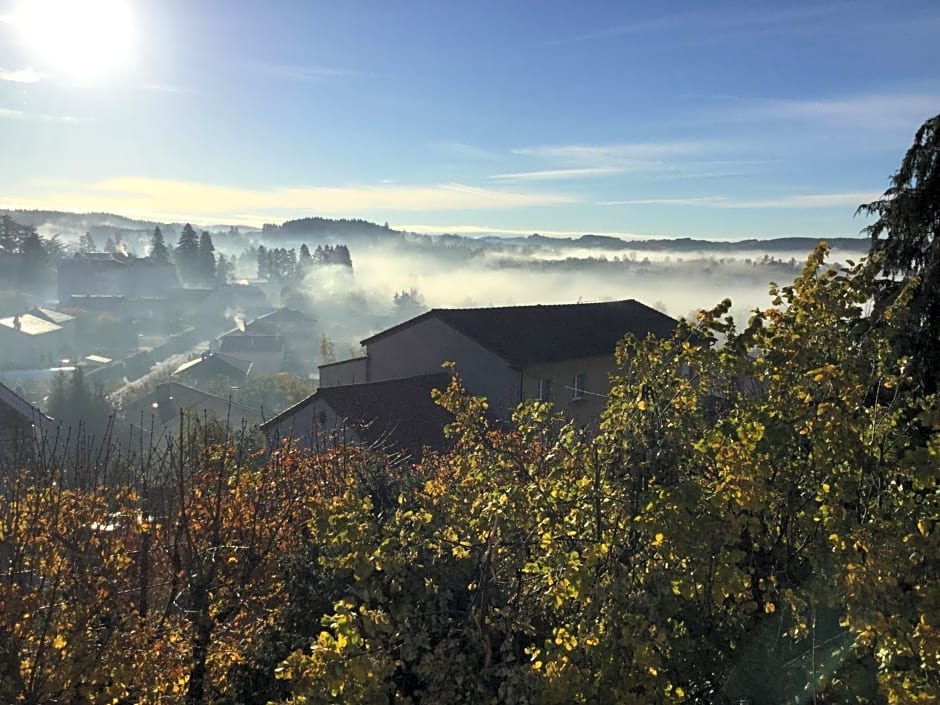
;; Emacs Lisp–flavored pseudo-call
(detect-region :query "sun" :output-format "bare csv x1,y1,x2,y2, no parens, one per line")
13,0,135,76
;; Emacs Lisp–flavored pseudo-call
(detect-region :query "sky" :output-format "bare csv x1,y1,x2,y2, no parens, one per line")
0,0,938,239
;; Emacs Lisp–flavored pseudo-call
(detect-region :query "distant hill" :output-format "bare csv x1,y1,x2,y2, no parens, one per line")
0,209,262,242
2,208,870,255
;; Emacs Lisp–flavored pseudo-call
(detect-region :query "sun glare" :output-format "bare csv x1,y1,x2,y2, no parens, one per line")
14,0,134,76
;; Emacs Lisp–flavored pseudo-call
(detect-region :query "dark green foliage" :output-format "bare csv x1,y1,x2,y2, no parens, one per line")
150,225,170,263
858,112,940,395
78,231,97,253
198,230,217,283
175,223,200,284
46,367,114,442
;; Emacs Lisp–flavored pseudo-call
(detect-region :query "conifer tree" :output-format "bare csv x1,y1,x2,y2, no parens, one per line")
149,226,169,263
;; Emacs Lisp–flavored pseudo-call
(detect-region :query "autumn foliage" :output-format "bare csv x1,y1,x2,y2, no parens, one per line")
1,245,938,704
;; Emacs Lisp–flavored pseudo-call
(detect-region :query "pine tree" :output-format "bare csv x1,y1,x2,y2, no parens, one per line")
857,112,940,395
215,254,234,284
104,235,117,253
78,232,97,253
198,231,216,284
150,226,169,263
256,245,269,280
175,224,200,284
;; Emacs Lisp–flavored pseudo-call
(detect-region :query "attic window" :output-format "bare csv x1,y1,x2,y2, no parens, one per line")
571,372,586,401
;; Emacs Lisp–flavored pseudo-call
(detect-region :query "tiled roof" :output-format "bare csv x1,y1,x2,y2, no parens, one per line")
0,313,63,336
263,373,452,459
362,299,677,365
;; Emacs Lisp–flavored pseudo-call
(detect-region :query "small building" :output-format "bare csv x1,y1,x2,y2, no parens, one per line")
121,381,263,445
0,381,52,463
217,332,286,376
262,372,452,461
30,306,78,351
173,352,253,388
0,314,65,369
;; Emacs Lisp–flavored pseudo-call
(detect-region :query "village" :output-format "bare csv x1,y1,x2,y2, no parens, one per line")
0,239,680,460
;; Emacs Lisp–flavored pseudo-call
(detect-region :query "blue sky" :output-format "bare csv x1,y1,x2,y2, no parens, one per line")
0,0,937,239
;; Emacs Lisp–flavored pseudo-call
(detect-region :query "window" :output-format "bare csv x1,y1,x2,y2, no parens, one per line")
572,372,586,400
538,378,553,402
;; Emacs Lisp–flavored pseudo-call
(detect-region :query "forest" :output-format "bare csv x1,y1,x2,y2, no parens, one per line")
0,115,937,704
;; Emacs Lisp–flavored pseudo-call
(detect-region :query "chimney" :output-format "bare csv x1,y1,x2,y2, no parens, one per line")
13,315,21,331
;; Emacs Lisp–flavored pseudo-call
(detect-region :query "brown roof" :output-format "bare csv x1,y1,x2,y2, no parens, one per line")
262,373,452,459
362,299,677,365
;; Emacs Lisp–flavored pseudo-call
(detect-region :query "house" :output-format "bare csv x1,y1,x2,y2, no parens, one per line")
245,307,318,373
244,307,316,335
0,314,66,369
173,352,253,388
30,306,78,351
322,299,678,424
121,381,263,445
0,381,52,462
262,372,452,460
216,332,286,376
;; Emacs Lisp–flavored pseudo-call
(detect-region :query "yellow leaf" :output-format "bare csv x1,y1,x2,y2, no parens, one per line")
53,635,66,650
764,602,776,614
652,533,665,547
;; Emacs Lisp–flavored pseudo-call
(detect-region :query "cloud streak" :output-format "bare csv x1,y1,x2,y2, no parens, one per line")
549,3,859,46
0,67,44,83
598,191,882,209
3,177,576,225
251,62,358,81
490,166,625,182
715,91,940,132
0,107,91,123
512,141,712,166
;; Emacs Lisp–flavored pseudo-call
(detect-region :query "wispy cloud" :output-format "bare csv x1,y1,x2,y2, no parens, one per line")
138,82,198,95
717,91,940,132
599,192,881,209
549,3,857,46
3,177,575,225
0,107,92,123
490,166,625,182
429,141,500,161
0,67,44,83
252,62,358,81
512,141,711,166
507,141,750,181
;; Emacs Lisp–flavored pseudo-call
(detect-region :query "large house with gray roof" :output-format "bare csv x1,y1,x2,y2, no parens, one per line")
321,299,678,424
269,299,677,459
